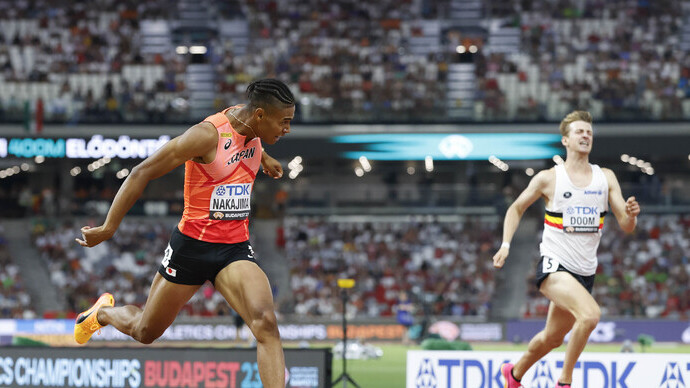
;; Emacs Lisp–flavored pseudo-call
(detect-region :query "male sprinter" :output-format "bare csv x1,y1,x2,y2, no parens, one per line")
75,78,295,388
493,110,640,388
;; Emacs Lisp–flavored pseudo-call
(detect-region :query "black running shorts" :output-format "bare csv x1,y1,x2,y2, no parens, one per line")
535,256,595,294
157,227,257,285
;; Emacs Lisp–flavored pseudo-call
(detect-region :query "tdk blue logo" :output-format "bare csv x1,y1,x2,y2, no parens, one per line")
215,184,250,197
659,362,686,388
532,360,555,388
416,359,437,388
227,185,250,196
566,206,598,215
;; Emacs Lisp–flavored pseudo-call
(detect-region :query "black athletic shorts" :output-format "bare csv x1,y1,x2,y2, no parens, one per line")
535,256,595,294
157,227,257,285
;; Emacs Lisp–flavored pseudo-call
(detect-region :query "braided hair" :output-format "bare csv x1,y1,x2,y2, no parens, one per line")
246,79,295,110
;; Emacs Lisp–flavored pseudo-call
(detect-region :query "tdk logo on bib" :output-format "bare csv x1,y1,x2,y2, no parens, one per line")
566,206,598,215
224,185,250,196
214,184,250,198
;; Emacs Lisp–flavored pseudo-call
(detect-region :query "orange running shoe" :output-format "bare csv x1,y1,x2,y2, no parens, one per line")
74,293,114,344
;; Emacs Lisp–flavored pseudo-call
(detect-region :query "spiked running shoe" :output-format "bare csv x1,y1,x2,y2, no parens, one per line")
556,383,571,388
501,363,523,388
74,293,114,344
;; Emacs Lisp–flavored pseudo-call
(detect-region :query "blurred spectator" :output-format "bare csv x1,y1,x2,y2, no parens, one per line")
393,290,415,345
284,216,499,319
0,225,34,318
32,219,233,316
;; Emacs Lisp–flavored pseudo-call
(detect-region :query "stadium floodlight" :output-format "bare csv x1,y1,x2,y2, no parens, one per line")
359,156,371,172
189,46,207,54
425,155,434,172
176,46,188,54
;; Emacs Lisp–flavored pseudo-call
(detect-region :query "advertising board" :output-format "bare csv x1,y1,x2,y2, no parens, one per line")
0,347,331,388
407,350,690,388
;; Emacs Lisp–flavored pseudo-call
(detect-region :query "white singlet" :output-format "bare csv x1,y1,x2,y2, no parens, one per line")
540,164,609,276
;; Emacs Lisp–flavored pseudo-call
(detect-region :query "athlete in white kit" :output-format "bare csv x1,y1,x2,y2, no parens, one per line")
492,111,640,388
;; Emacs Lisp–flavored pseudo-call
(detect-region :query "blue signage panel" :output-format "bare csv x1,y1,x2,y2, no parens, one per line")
332,133,562,160
0,136,170,159
507,319,690,343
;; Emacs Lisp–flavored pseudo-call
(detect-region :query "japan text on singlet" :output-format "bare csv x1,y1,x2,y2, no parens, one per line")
177,106,262,243
540,164,609,276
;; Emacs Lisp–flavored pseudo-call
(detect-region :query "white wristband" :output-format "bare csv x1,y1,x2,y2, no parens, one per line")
501,242,510,250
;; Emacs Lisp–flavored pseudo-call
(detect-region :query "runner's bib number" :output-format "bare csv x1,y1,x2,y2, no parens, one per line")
209,183,251,220
563,206,600,233
542,256,559,273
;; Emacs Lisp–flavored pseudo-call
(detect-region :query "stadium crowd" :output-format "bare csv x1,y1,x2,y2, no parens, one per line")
1,0,688,123
0,0,189,123
475,0,689,121
213,0,448,122
0,225,33,319
281,217,498,319
29,219,232,317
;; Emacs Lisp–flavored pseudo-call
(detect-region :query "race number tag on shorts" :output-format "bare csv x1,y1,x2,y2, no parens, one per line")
542,256,559,273
209,183,251,220
563,206,600,233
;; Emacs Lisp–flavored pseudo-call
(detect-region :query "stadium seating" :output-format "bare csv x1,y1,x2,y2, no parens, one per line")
282,217,499,319
0,226,33,318
2,0,686,123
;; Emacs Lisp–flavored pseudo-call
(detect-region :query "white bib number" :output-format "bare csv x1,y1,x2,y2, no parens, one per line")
542,256,559,273
161,244,172,267
563,206,600,233
209,183,251,220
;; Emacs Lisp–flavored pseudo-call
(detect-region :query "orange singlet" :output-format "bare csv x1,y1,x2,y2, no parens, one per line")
177,107,262,243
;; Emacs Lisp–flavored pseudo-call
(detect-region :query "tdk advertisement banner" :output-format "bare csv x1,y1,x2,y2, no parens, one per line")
407,351,690,388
